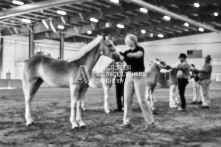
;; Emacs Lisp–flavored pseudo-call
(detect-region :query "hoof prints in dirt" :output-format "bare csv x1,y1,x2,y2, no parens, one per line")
0,95,9,100
1,88,221,146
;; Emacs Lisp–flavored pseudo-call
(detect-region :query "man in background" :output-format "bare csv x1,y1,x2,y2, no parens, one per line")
114,62,126,112
171,53,192,111
194,55,212,109
190,64,202,105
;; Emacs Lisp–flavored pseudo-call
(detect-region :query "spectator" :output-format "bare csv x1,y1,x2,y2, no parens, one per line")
171,53,193,111
194,55,212,109
190,64,202,105
114,62,126,112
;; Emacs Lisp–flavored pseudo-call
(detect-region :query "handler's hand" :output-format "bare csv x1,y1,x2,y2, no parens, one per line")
165,65,171,70
127,53,133,58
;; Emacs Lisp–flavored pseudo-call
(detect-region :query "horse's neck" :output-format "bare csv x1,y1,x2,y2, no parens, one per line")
76,44,101,72
151,63,160,72
170,69,178,77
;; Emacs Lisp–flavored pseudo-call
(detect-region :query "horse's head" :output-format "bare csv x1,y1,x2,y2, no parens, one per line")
99,35,115,58
155,58,167,68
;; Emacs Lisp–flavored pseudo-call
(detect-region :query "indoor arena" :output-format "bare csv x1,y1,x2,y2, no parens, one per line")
0,0,221,147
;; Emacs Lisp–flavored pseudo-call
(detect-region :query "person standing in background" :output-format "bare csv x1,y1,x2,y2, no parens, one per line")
171,53,192,111
193,55,212,109
190,64,202,105
114,62,126,112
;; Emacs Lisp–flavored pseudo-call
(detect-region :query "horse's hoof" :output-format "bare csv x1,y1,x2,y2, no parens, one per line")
71,126,79,130
105,110,110,114
26,122,34,127
82,108,87,111
80,125,86,129
71,122,79,130
152,111,158,115
26,121,34,126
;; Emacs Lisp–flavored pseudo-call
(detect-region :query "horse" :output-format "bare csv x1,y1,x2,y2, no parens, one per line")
147,60,179,110
166,68,179,108
22,36,114,129
145,59,169,110
80,59,119,113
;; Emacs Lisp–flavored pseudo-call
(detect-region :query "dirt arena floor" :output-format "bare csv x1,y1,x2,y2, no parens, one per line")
0,83,221,147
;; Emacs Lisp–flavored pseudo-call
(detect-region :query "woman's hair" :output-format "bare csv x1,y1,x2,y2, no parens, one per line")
125,34,138,46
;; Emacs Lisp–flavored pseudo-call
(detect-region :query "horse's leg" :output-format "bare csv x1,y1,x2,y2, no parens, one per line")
70,84,80,129
169,84,178,108
76,86,88,127
174,84,180,106
146,86,153,109
153,92,157,103
145,87,149,101
24,78,43,126
80,85,88,111
103,83,111,114
81,100,86,111
150,87,155,111
76,100,86,128
169,84,175,108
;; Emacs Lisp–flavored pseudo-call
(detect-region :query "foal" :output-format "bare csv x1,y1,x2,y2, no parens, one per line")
145,59,169,110
22,36,113,129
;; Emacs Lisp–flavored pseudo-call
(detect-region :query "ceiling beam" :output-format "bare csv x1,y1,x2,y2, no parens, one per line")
128,0,221,33
160,0,221,6
0,0,93,20
34,10,187,40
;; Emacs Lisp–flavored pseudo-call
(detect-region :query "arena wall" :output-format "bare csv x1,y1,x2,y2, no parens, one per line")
2,32,221,81
2,35,85,79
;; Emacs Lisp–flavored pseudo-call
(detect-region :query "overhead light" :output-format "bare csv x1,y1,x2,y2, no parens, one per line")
57,25,64,30
163,16,171,21
214,12,219,16
109,0,119,4
57,10,67,15
199,28,204,32
105,22,111,28
87,31,92,34
117,24,124,29
21,19,31,24
141,29,146,34
140,8,148,13
90,17,99,23
184,23,189,27
12,0,24,5
194,3,200,8
158,34,164,38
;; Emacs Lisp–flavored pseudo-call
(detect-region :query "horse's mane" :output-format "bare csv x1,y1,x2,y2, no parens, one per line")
67,36,103,61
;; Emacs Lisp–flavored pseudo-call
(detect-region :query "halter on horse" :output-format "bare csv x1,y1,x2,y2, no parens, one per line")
22,36,114,129
145,59,169,110
146,59,179,110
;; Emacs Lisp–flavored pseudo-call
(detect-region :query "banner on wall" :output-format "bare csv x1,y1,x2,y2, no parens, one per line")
187,49,202,58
